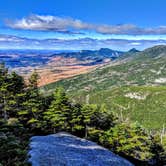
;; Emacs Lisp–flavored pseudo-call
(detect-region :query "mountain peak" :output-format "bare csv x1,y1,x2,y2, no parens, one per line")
99,48,113,52
128,48,140,53
140,45,166,58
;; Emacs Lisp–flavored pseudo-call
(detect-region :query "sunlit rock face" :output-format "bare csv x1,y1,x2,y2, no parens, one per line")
29,132,133,166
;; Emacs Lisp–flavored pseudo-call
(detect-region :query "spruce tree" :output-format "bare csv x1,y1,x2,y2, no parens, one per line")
70,103,84,135
81,104,96,138
0,63,23,120
18,70,42,131
44,87,72,133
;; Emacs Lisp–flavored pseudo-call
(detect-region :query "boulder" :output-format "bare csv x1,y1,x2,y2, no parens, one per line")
29,132,133,166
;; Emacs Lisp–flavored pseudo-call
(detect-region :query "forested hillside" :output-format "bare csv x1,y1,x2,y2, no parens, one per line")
41,45,166,130
68,86,166,130
0,62,166,166
42,45,166,93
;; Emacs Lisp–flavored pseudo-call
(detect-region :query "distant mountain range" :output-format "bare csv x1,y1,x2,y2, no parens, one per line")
4,46,160,88
0,48,126,68
0,49,72,68
42,45,166,130
44,45,166,92
54,48,125,61
0,48,134,86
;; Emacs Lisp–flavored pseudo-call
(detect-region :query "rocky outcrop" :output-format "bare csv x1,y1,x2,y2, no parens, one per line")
29,132,133,166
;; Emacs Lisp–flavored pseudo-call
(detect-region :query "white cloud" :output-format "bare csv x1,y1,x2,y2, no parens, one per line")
0,34,166,50
5,14,166,35
130,42,141,46
6,14,90,34
0,34,25,42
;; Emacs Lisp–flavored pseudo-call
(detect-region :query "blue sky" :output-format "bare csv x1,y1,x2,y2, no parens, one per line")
1,0,166,50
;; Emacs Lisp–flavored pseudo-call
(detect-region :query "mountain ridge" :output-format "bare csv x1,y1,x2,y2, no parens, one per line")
41,45,166,130
42,45,166,93
53,47,125,61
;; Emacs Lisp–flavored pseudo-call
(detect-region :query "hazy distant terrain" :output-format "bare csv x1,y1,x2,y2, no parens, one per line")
43,45,166,92
0,48,124,86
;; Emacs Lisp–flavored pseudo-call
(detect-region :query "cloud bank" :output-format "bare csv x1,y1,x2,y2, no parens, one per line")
6,14,166,35
0,34,166,50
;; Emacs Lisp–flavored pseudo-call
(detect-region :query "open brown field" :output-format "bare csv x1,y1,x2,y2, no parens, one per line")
13,56,105,86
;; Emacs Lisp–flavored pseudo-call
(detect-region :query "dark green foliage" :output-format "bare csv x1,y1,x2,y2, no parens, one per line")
0,133,26,166
149,134,166,166
100,122,153,160
98,122,166,165
18,71,44,132
69,103,84,133
90,104,117,130
44,87,73,132
0,65,42,165
0,119,29,166
28,70,39,89
0,63,166,165
81,104,96,138
68,86,166,130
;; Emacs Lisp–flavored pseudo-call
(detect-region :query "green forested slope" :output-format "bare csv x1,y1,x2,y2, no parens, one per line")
41,45,166,130
69,86,166,130
1,60,166,165
42,45,166,94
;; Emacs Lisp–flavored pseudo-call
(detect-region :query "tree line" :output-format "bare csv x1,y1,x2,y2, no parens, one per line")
0,62,166,166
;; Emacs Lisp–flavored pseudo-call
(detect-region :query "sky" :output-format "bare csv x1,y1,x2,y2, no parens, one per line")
1,0,166,50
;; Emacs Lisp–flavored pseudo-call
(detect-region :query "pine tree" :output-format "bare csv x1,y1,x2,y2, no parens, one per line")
28,69,39,90
44,87,72,133
100,122,153,161
9,71,25,94
18,71,42,131
81,104,96,138
0,63,24,120
69,103,84,135
0,62,9,120
90,104,117,130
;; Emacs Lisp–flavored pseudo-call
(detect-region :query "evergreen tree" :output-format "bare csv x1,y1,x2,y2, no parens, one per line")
0,62,10,120
0,64,24,120
69,103,84,135
100,122,153,161
44,87,72,133
18,71,42,131
9,71,25,94
90,104,117,130
149,134,166,165
28,69,39,90
88,104,117,142
81,104,96,138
